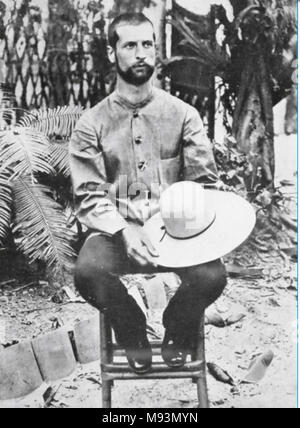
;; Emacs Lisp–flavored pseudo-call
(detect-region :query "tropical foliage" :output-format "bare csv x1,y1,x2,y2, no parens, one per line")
0,94,83,273
110,0,154,16
165,0,297,192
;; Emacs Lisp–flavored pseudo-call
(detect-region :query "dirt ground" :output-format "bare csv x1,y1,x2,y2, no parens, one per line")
0,244,297,409
0,132,298,409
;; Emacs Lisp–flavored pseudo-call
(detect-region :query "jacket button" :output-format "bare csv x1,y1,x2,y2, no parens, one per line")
135,136,142,144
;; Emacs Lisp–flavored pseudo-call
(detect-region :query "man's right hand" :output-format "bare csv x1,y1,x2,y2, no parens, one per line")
121,224,159,268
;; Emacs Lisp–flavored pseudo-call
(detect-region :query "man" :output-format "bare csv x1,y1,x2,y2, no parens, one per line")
70,13,227,374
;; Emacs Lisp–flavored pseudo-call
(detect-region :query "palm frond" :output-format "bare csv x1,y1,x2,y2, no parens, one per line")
19,106,84,140
12,178,76,271
50,141,70,178
163,55,214,68
0,127,54,179
0,168,12,245
169,14,228,71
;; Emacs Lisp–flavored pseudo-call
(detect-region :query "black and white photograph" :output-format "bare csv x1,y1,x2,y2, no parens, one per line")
0,0,298,409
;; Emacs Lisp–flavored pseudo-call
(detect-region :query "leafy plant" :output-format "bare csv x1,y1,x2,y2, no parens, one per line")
12,178,76,269
164,0,297,192
0,168,12,245
109,0,154,17
214,136,249,193
0,95,84,273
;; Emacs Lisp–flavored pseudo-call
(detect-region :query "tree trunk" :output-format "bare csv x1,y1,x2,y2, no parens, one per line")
146,0,167,88
233,48,275,191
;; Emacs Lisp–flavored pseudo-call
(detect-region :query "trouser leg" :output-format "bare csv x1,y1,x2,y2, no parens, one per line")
75,234,227,351
163,259,227,347
75,234,148,347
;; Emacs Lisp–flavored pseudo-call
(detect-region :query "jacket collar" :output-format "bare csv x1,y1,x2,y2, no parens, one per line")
113,88,155,110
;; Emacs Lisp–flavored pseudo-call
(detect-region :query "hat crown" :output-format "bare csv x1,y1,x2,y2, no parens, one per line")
160,182,216,239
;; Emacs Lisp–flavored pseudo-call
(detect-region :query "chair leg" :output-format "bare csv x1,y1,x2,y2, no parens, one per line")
197,376,209,409
102,380,112,408
195,314,209,409
100,313,113,408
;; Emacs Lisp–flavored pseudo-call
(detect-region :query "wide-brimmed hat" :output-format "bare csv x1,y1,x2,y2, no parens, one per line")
143,182,256,268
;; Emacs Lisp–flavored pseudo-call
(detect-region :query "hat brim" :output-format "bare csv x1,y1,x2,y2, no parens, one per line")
143,190,256,268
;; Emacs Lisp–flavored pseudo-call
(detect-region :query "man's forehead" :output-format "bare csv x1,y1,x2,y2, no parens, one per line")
116,22,155,43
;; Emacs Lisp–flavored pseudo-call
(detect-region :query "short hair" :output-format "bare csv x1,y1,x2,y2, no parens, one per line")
108,13,155,49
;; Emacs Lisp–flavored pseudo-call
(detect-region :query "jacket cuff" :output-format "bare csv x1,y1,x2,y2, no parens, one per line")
95,212,128,236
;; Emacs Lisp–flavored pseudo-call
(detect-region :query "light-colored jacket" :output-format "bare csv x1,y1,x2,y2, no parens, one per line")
69,87,218,236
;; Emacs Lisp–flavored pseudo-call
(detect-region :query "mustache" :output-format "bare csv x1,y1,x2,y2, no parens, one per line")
132,62,149,67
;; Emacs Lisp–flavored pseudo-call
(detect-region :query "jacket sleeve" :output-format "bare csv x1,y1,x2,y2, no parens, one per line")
182,106,219,184
69,113,128,235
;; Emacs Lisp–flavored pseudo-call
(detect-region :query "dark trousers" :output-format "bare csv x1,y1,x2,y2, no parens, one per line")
75,234,227,348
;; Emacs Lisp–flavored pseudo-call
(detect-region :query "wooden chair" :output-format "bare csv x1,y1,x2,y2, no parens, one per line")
99,312,209,408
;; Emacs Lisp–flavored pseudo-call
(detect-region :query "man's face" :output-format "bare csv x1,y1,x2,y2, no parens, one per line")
113,22,156,86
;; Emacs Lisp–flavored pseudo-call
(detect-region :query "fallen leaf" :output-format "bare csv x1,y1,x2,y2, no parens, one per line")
230,386,240,396
280,179,295,187
43,386,54,403
51,290,65,304
281,246,298,261
65,385,78,390
49,316,64,329
86,377,102,387
43,384,61,408
288,283,297,291
225,313,246,326
2,340,19,348
62,286,78,302
205,311,226,328
213,399,226,406
226,264,264,279
241,350,274,384
207,363,235,386
268,298,280,307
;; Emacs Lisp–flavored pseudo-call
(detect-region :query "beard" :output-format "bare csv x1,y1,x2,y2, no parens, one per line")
116,58,155,86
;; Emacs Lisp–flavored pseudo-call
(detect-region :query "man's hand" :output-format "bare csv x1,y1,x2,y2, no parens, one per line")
204,180,233,192
121,223,159,268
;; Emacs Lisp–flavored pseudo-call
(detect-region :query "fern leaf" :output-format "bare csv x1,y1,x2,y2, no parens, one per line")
0,169,12,245
12,178,76,271
0,127,54,179
50,142,70,178
20,106,84,139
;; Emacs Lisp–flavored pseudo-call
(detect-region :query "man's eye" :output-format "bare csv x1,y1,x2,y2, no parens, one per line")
125,43,136,49
144,41,154,48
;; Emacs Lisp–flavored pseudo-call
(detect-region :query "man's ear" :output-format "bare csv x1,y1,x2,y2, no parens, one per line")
107,45,116,64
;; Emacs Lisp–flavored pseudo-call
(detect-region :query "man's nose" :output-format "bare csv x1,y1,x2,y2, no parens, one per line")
136,44,146,60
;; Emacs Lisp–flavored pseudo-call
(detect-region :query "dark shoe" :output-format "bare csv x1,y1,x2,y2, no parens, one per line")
125,336,152,375
162,333,188,369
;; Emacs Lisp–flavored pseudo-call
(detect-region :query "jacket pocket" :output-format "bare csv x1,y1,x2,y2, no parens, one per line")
158,154,183,186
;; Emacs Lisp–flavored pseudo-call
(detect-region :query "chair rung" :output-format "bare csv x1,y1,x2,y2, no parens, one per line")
102,371,205,381
114,349,162,357
112,341,162,350
102,360,204,374
112,343,194,357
